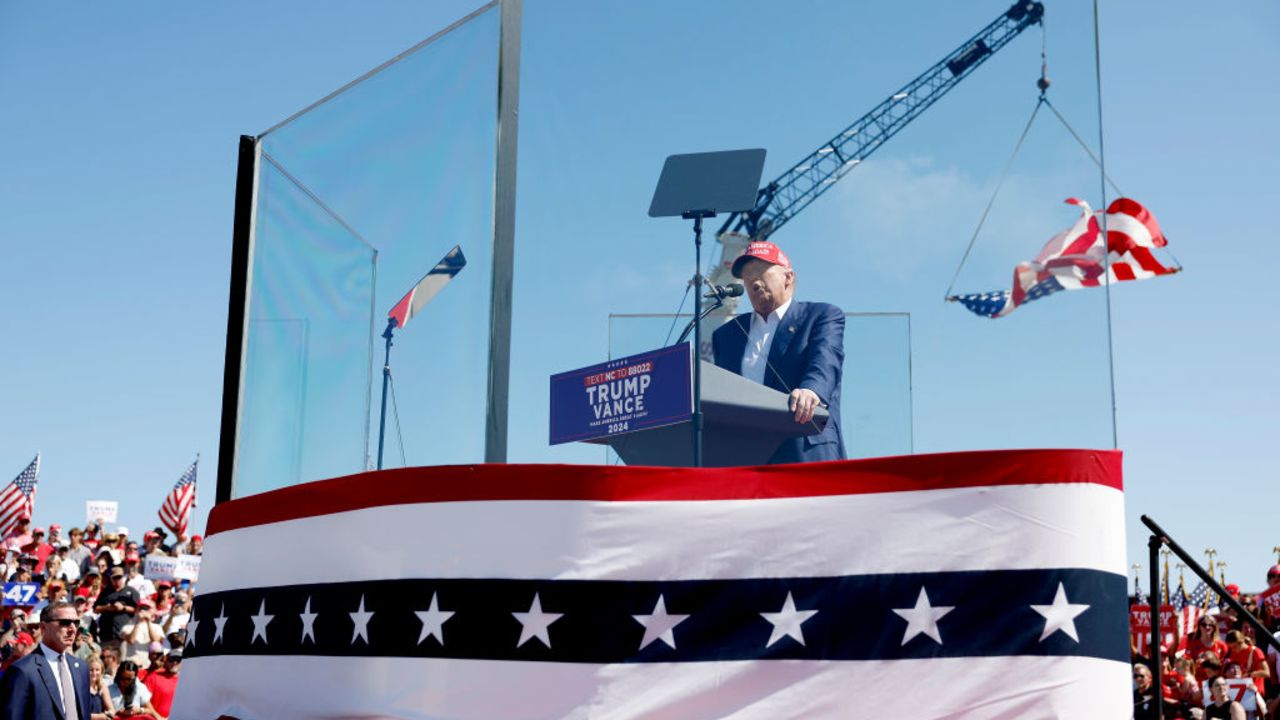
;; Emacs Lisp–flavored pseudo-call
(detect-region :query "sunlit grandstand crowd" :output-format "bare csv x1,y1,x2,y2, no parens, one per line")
1131,564,1280,719
1,516,201,718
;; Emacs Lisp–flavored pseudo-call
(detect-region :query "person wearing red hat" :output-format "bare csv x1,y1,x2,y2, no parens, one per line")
1259,565,1280,628
2,517,33,554
122,552,156,600
20,527,54,575
712,241,846,463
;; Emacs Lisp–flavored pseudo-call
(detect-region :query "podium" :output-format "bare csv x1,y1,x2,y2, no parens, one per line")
585,360,828,467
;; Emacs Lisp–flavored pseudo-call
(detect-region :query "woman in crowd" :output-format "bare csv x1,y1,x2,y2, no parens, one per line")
108,660,160,718
87,654,117,720
1222,663,1266,719
1190,617,1230,678
1206,676,1248,719
1226,629,1271,695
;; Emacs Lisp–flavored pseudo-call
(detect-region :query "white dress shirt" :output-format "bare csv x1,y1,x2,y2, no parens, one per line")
741,298,792,385
39,642,75,705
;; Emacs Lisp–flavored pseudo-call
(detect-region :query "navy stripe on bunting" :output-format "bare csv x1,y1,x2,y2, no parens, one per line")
185,568,1128,664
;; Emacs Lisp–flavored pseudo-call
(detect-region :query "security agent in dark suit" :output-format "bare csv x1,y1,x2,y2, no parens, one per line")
712,241,846,464
0,600,93,720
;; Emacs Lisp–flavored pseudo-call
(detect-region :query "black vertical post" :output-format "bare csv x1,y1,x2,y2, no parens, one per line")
376,319,395,470
216,135,258,504
690,215,704,468
1147,535,1164,720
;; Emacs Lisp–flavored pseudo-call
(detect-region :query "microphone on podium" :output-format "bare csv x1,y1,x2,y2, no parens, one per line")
704,283,744,300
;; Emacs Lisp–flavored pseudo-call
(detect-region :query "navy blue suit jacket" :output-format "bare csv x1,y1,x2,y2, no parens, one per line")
0,647,93,720
712,300,846,464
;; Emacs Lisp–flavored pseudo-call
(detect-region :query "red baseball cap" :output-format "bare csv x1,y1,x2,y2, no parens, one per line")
730,241,792,278
1225,583,1240,597
49,524,61,532
14,632,34,646
1267,564,1280,579
31,527,44,536
124,552,140,564
192,535,203,542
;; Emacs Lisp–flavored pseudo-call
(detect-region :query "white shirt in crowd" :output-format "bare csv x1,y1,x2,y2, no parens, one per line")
741,298,792,386
127,573,156,598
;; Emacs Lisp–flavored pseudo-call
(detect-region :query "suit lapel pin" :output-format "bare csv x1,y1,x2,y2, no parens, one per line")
788,325,796,333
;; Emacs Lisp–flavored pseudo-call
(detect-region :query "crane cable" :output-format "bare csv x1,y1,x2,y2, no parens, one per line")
943,97,1044,300
945,15,1181,301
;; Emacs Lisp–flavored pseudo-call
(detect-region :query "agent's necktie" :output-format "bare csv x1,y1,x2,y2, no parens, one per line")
58,654,80,720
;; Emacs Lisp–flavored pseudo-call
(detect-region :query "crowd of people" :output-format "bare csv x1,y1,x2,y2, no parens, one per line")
1133,565,1280,719
0,515,201,719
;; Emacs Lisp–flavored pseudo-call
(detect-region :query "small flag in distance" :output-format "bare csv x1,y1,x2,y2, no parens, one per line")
387,245,466,331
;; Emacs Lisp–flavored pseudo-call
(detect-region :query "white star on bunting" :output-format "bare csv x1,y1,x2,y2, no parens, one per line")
632,595,690,650
760,592,818,647
349,595,374,644
892,587,954,645
415,592,454,646
212,605,228,645
185,619,199,647
1031,581,1090,642
513,593,563,648
249,599,273,644
299,597,318,644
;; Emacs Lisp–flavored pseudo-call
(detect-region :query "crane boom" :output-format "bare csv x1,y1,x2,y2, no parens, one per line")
685,2,1044,362
716,1,1045,242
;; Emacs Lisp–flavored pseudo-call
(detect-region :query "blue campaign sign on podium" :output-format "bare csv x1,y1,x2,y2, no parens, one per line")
549,343,692,445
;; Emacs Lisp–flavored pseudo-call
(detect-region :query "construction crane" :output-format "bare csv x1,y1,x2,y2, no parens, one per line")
695,1,1045,349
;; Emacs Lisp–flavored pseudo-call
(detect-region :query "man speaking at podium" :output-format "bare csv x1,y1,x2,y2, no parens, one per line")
711,241,846,464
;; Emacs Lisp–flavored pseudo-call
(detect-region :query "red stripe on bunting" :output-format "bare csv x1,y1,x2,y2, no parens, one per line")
207,449,1123,536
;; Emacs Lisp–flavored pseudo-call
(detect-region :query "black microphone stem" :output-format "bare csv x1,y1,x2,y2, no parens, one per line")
675,297,725,346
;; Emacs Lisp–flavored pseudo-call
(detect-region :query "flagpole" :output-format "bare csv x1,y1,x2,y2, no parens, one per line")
376,318,397,471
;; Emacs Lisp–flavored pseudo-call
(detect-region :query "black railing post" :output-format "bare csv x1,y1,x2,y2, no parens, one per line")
1147,534,1164,720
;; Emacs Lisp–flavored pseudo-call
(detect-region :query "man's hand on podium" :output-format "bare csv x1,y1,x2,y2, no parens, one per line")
789,388,821,424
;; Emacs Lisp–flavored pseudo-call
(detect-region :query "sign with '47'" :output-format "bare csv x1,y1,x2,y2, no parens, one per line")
2,582,39,607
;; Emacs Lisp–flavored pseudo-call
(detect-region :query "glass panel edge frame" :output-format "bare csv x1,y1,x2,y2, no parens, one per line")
217,135,262,504
486,0,521,462
257,0,501,141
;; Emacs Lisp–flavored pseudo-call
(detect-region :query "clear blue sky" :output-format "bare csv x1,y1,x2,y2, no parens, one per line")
1,2,1276,593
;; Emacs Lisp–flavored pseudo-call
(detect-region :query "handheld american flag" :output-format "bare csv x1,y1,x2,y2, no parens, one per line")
387,245,466,330
172,450,1131,718
158,458,198,538
0,454,39,537
951,197,1178,318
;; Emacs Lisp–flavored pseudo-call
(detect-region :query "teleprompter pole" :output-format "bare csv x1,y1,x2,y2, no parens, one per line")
686,212,710,468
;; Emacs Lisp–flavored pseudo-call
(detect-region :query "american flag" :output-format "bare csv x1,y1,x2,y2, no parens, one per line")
0,454,39,537
952,197,1178,318
158,459,198,538
1174,580,1207,642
